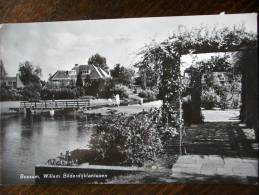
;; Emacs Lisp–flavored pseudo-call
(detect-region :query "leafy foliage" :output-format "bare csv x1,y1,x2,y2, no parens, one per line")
76,72,83,88
18,61,42,101
81,78,106,97
135,25,256,125
21,84,41,101
89,108,178,166
110,85,130,99
19,61,42,86
88,53,109,73
138,89,157,102
41,88,79,100
110,64,135,86
201,89,218,110
0,85,22,101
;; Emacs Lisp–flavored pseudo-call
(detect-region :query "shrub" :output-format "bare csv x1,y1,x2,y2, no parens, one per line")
0,85,21,101
98,79,114,98
201,89,218,110
213,84,232,109
110,85,130,99
84,79,103,97
218,92,229,110
89,108,178,166
21,85,41,101
41,88,79,100
138,89,157,102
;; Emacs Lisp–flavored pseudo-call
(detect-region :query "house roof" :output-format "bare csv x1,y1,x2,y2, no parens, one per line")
49,65,110,81
79,64,110,79
2,76,16,81
49,71,71,80
78,65,90,72
97,67,110,78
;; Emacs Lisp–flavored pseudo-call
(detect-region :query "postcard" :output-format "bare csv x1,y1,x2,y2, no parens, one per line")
0,13,258,185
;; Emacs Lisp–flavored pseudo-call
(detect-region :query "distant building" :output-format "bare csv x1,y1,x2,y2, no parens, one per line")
0,74,24,88
47,64,110,88
47,70,77,88
74,64,110,82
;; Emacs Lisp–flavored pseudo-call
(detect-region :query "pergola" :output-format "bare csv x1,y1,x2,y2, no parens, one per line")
136,26,258,140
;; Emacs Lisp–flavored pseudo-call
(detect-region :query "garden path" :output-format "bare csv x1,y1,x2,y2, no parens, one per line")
170,110,258,184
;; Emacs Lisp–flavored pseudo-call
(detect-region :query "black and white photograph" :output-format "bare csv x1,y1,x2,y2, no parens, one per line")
0,13,258,185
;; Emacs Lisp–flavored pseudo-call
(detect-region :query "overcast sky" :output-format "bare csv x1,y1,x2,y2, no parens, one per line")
0,13,257,80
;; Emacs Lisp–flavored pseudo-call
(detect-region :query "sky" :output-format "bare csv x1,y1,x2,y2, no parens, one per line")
180,52,237,75
0,13,257,80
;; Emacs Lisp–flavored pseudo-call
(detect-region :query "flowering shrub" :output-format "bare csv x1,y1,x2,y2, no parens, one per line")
89,108,178,166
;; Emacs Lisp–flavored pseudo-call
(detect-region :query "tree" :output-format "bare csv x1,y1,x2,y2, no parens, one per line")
0,59,7,79
134,46,165,90
19,61,42,101
76,72,83,88
88,53,109,73
110,64,122,78
110,64,135,86
19,61,42,86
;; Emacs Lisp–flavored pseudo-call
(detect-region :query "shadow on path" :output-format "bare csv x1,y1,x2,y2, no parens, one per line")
184,122,257,158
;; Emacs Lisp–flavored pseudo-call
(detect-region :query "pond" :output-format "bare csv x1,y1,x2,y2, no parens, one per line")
0,111,95,184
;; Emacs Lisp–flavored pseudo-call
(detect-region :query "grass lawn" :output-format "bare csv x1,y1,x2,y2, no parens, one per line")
85,100,162,115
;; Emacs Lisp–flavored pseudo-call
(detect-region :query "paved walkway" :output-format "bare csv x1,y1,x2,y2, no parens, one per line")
171,110,258,184
171,155,258,184
202,109,240,122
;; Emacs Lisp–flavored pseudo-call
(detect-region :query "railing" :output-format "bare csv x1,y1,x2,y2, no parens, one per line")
20,99,90,110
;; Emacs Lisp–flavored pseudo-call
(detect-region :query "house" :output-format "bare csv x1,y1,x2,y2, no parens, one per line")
73,64,110,83
47,70,77,88
0,74,24,88
47,64,110,88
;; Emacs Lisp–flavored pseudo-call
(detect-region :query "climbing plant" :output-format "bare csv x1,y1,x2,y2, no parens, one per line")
135,25,256,128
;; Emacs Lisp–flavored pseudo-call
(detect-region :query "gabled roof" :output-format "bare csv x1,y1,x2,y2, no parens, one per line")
79,64,110,79
97,67,110,78
49,71,71,80
49,65,110,81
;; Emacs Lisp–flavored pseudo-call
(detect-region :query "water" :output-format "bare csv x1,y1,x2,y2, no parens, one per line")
0,113,95,184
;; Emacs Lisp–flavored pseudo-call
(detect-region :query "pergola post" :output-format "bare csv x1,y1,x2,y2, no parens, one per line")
240,49,258,140
161,55,181,128
190,67,203,124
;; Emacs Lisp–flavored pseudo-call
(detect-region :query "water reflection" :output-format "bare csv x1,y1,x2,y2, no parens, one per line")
1,113,94,184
